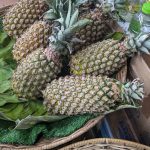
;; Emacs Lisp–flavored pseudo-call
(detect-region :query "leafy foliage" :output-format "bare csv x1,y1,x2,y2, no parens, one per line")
0,17,16,61
112,32,124,40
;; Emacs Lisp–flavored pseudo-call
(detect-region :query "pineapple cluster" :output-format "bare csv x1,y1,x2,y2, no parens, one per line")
3,0,149,116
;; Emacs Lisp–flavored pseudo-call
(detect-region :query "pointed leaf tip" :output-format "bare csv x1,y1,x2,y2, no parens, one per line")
70,9,79,27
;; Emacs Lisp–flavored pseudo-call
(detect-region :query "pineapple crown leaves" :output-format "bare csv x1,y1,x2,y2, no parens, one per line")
121,78,144,107
43,0,68,20
72,0,89,6
43,0,95,20
104,79,143,115
49,0,92,54
127,33,150,55
100,1,113,13
72,0,102,6
114,0,128,10
106,0,130,21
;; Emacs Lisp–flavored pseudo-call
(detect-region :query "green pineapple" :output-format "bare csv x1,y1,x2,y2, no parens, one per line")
70,33,150,76
43,75,144,115
12,1,91,99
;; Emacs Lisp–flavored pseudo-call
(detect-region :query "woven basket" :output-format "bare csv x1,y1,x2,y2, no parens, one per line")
61,138,150,150
0,4,128,150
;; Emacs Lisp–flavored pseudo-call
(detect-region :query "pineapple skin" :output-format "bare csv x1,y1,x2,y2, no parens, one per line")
12,48,62,99
3,0,48,38
70,39,132,76
74,7,113,51
12,7,113,61
13,21,52,61
43,75,121,115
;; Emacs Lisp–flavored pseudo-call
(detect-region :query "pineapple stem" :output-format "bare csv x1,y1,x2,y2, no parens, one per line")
121,78,144,106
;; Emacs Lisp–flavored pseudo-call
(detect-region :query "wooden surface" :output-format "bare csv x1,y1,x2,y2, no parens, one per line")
0,0,17,8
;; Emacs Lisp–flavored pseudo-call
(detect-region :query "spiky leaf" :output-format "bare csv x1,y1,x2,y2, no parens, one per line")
43,9,58,20
69,9,79,26
63,19,92,37
65,0,72,28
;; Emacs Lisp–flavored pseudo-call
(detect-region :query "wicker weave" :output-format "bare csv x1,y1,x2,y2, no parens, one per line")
0,4,129,150
61,138,150,150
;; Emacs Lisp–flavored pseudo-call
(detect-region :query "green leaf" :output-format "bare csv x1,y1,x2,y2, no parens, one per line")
64,19,92,36
58,0,67,26
4,104,25,121
0,99,47,122
0,59,5,67
74,0,89,6
129,15,141,34
0,67,13,81
0,103,18,113
111,32,124,40
0,32,9,46
0,80,11,93
43,9,57,20
65,0,72,28
15,115,67,129
0,112,14,121
0,94,20,106
69,9,79,26
29,101,47,116
0,39,16,60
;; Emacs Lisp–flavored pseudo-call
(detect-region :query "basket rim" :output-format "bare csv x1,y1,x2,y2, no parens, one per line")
60,138,150,150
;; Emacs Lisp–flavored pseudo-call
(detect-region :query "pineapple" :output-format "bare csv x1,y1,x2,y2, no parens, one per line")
73,2,114,52
43,75,144,115
3,0,48,38
13,21,52,61
12,0,63,61
12,1,91,99
12,48,62,99
70,33,150,76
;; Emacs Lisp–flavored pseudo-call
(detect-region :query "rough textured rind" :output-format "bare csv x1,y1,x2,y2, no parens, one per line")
3,0,48,38
13,21,52,61
43,75,121,115
73,7,113,52
12,48,62,99
70,39,131,76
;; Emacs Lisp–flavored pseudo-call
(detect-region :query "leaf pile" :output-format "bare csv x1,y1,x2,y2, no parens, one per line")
0,18,16,61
